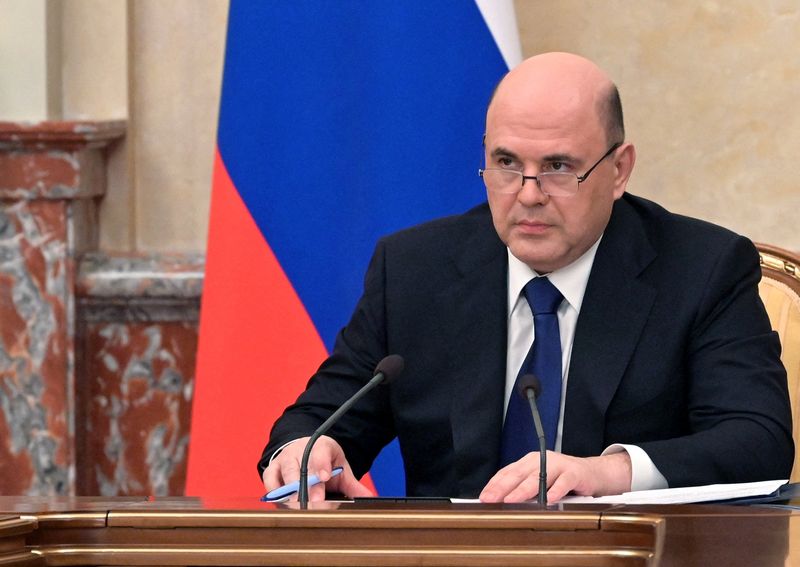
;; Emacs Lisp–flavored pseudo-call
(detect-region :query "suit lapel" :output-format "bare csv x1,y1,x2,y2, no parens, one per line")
436,210,507,496
562,197,657,457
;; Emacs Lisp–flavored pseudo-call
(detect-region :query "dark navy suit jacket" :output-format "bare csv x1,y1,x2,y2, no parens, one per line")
260,193,794,497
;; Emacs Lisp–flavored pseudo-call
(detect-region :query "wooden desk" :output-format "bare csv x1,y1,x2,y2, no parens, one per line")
0,497,794,566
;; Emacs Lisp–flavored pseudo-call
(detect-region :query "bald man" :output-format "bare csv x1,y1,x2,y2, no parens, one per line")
259,53,793,503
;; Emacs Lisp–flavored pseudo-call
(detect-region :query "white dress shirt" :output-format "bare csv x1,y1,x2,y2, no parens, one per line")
505,239,668,491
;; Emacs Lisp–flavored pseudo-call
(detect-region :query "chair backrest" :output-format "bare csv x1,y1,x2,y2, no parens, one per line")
757,243,800,482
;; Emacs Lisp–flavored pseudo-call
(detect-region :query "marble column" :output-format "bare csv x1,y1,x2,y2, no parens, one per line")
0,120,125,495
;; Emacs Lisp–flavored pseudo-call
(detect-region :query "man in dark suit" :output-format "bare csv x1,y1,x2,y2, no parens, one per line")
259,52,794,502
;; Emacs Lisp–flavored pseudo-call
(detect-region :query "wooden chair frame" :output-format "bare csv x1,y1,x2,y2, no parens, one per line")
757,242,800,482
758,243,800,293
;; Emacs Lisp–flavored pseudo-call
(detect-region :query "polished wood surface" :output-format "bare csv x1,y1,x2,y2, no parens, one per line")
0,497,795,566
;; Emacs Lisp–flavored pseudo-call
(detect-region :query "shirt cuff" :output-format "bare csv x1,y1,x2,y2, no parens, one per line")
602,443,668,491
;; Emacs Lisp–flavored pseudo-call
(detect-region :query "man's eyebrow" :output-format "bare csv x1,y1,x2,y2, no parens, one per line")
541,152,579,163
489,148,583,164
490,146,519,159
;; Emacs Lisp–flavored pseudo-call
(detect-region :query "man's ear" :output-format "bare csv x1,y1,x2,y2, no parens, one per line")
612,142,636,199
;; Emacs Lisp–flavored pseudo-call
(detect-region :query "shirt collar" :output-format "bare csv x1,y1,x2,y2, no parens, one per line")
507,236,602,316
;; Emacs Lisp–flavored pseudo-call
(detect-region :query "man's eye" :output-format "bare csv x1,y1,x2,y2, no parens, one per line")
543,161,574,173
497,157,516,168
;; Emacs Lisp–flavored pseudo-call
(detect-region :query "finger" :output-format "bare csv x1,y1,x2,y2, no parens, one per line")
308,480,327,502
303,461,337,502
263,462,285,491
307,436,344,476
503,473,541,503
307,456,339,487
331,468,374,499
283,468,333,503
306,439,361,501
264,449,304,492
279,458,301,484
263,436,317,490
546,469,580,503
479,472,518,502
300,438,340,476
479,461,537,503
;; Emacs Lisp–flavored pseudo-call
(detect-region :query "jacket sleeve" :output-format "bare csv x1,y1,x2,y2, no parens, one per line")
638,236,794,486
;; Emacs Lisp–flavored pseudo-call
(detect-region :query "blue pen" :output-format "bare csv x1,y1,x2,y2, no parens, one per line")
260,466,344,502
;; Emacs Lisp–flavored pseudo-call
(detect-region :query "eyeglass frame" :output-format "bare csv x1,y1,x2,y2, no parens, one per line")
478,142,623,197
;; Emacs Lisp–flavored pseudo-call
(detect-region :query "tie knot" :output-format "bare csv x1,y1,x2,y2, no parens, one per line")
523,277,563,315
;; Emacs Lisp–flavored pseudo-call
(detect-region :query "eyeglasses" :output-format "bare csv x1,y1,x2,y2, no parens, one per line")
478,142,622,197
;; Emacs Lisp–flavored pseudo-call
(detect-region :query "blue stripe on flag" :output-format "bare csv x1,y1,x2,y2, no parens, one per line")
217,1,511,496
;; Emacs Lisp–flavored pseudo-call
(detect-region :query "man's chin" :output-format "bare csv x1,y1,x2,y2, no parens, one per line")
508,244,564,273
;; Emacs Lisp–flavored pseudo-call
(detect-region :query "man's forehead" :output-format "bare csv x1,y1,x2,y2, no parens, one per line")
486,105,598,148
488,90,587,125
485,86,607,153
484,111,603,162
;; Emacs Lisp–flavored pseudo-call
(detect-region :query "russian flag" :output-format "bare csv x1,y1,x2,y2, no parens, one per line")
187,1,521,497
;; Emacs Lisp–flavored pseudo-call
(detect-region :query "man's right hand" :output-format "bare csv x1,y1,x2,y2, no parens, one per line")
261,435,374,502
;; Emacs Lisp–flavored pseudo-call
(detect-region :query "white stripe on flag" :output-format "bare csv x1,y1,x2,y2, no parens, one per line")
474,0,523,69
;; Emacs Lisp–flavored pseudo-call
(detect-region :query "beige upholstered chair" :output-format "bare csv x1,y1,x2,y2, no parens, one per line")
757,243,800,482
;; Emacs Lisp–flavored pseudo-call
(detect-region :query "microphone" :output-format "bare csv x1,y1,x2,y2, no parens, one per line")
516,373,548,508
298,354,405,507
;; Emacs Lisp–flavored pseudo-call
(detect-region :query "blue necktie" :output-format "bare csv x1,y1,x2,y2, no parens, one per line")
500,276,563,467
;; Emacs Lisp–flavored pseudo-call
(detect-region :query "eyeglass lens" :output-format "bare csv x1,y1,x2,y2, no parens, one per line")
481,170,578,196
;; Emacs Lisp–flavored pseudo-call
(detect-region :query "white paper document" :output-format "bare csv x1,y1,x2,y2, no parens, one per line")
558,479,787,505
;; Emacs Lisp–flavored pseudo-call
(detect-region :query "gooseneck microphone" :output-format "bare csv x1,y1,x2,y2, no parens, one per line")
298,354,405,508
516,373,548,508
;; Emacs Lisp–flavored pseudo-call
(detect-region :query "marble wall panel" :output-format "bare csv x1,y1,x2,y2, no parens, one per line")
76,253,202,496
78,318,197,496
0,199,71,495
0,121,124,495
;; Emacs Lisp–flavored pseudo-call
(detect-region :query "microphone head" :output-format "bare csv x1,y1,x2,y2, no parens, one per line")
374,354,405,384
516,373,542,400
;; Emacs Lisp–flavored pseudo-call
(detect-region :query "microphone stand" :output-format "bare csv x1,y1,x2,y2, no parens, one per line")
298,353,404,508
298,373,384,508
523,387,548,508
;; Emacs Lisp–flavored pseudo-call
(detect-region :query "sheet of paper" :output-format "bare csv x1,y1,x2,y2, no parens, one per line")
559,479,787,505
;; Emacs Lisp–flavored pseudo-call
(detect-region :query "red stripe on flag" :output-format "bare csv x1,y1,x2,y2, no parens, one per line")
186,149,330,496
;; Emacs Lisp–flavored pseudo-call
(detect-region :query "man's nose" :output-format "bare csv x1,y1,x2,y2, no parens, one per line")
517,175,549,206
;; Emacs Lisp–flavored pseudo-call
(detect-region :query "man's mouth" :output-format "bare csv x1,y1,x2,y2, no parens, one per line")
515,220,552,234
